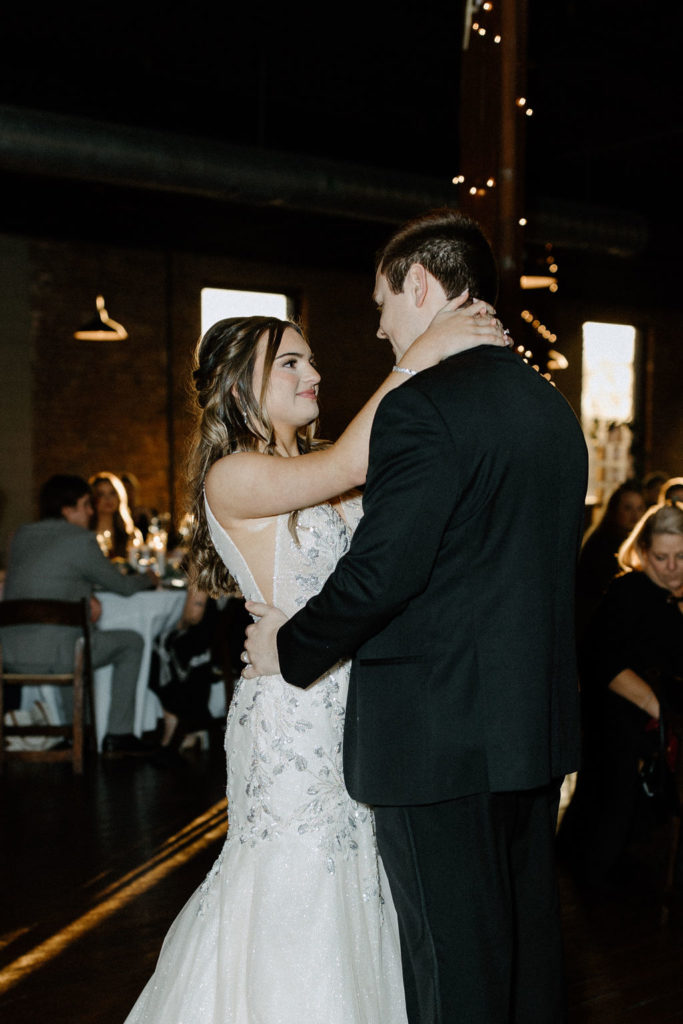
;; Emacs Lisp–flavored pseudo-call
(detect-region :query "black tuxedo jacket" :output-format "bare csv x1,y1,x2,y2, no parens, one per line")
277,346,588,806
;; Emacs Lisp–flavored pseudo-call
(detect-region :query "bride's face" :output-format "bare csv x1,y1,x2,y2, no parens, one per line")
252,327,320,437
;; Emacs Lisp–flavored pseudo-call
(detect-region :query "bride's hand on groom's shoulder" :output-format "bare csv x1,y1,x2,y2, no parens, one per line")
242,601,287,678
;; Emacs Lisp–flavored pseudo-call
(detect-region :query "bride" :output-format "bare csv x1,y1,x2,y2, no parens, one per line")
124,299,504,1023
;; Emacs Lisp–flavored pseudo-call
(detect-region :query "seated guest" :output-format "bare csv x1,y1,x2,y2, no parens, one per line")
1,474,158,756
558,502,683,888
575,479,646,641
642,470,670,507
149,587,220,751
119,470,151,538
89,470,143,560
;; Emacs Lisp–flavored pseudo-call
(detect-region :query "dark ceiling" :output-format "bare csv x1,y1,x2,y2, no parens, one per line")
0,1,680,260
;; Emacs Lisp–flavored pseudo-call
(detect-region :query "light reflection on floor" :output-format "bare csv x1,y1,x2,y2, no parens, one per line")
0,798,227,996
0,776,580,995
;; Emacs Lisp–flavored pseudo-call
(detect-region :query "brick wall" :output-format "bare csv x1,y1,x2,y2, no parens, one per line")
1,228,679,568
24,238,384,538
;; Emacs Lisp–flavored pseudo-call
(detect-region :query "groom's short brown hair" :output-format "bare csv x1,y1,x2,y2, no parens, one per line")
377,207,499,306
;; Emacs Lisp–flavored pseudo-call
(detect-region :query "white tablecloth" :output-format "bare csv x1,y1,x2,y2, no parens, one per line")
16,586,228,750
93,588,188,747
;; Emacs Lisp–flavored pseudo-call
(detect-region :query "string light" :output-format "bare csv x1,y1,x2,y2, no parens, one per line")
547,350,568,371
458,176,496,196
518,309,566,373
459,0,556,384
463,1,498,52
520,275,557,290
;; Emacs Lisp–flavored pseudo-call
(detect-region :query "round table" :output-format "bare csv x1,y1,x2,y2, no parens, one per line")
93,587,188,747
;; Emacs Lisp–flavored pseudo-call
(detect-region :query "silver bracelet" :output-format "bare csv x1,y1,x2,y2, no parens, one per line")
392,366,418,376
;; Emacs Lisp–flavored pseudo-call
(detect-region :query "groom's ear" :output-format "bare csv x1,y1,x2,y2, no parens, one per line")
405,263,429,308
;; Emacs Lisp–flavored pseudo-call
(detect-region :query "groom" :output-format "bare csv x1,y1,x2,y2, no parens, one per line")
244,208,588,1023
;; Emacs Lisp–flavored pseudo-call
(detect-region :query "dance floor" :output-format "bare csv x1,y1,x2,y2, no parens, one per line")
1,735,683,1023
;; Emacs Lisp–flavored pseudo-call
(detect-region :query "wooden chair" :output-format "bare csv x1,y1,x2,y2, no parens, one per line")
0,598,94,773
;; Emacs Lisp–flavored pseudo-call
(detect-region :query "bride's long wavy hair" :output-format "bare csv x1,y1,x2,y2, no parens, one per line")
187,315,326,596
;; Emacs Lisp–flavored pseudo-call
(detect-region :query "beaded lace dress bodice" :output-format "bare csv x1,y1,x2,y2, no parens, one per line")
203,496,372,874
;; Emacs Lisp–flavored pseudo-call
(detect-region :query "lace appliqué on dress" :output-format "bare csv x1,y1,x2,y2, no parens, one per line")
123,492,406,1024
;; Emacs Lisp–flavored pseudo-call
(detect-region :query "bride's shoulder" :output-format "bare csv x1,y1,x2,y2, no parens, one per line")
205,457,280,535
205,451,264,495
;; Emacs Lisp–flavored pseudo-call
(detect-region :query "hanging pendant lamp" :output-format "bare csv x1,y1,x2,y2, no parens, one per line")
74,295,128,341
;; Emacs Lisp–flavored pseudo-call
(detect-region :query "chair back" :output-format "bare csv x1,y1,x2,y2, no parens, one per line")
0,598,93,772
0,598,88,630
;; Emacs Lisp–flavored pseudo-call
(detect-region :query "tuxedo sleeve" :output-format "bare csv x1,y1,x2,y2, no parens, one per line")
277,383,462,687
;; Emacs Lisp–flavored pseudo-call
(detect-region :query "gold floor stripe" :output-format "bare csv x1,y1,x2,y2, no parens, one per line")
0,927,31,953
0,798,227,996
94,804,227,902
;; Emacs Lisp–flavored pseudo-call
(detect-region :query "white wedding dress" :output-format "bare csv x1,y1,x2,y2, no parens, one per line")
123,496,408,1024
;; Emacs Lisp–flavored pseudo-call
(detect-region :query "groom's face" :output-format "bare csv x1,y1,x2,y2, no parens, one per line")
373,270,429,360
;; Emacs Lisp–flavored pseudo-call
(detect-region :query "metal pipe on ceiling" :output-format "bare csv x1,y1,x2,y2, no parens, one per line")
0,104,649,256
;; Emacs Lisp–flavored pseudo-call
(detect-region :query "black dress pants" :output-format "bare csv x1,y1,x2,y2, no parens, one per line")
374,782,566,1024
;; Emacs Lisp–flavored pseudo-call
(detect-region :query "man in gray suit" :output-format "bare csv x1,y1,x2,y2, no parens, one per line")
2,474,158,756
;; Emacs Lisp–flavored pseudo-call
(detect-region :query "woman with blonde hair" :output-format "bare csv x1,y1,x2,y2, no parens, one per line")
558,501,683,888
124,299,506,1023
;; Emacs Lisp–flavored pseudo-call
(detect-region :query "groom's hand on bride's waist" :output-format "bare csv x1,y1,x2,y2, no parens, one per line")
242,601,287,678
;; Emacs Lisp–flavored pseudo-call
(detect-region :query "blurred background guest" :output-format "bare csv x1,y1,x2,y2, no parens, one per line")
119,470,151,538
575,479,646,641
148,587,221,752
89,471,142,561
642,470,670,508
558,501,683,889
658,476,683,504
1,474,158,755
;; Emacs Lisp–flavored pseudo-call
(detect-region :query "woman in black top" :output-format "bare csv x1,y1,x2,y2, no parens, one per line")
559,501,683,887
574,479,645,642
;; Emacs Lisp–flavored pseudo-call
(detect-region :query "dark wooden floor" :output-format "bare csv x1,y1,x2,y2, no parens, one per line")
2,739,683,1023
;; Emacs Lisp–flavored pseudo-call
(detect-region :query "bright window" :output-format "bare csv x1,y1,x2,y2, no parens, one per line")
581,321,636,425
201,288,292,335
581,321,638,508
